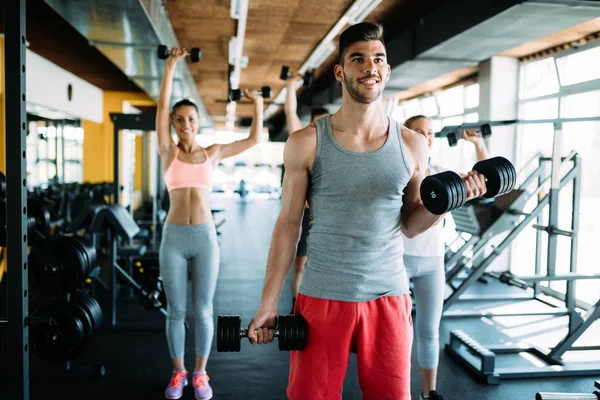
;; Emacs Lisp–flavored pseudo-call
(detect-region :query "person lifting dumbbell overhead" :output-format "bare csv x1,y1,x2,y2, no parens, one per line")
156,47,263,400
246,22,488,400
401,115,492,400
157,44,202,63
282,70,329,314
229,86,271,102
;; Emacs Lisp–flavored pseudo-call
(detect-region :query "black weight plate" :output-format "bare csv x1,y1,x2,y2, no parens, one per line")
279,315,307,351
278,315,288,351
261,86,271,98
27,197,51,238
445,171,463,212
217,316,240,352
59,236,88,286
503,157,517,193
488,157,509,198
280,66,290,80
190,48,201,63
78,292,102,331
449,172,467,211
72,299,94,335
29,239,81,296
480,124,492,138
157,45,169,60
30,302,86,362
473,159,501,198
491,156,516,196
217,316,227,352
421,173,451,215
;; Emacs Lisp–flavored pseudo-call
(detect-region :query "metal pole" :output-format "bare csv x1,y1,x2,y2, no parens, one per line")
546,122,562,277
114,123,120,205
567,156,583,333
534,156,545,296
6,0,30,398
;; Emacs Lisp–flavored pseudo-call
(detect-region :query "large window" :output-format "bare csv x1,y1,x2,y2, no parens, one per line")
392,82,481,173
514,41,600,306
26,116,84,186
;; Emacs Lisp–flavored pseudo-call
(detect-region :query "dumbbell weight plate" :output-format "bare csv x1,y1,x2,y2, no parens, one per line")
421,171,464,215
448,171,466,211
27,197,51,238
473,158,503,198
278,314,307,351
447,132,458,147
157,45,170,60
280,66,290,80
217,315,241,352
30,302,86,362
496,157,515,196
480,124,492,138
71,299,94,335
487,157,509,198
261,86,271,98
189,48,201,63
229,89,242,102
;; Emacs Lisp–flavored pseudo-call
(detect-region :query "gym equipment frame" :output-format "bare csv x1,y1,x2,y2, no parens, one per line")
3,2,30,398
441,118,600,384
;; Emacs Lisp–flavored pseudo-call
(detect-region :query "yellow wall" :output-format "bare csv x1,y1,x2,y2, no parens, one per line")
82,91,155,182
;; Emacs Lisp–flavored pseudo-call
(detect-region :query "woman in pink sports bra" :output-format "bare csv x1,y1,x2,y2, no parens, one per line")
157,48,263,400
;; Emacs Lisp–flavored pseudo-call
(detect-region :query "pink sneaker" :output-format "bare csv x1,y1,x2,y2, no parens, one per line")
164,371,188,399
192,371,213,400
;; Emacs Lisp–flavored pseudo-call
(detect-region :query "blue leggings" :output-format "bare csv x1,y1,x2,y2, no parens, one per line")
159,222,220,359
404,255,445,369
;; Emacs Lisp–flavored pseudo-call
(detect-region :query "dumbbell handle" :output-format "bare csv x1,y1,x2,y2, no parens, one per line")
239,328,281,338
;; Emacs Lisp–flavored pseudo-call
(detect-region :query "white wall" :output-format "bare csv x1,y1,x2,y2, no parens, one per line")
26,50,103,123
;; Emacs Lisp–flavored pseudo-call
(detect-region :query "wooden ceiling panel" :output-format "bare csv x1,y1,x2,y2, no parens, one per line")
164,0,413,124
290,0,354,25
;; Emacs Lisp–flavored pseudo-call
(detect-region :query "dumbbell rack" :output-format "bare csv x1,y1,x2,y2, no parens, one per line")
443,150,600,383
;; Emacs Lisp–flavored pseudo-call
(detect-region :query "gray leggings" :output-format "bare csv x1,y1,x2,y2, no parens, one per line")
404,255,445,369
159,222,220,359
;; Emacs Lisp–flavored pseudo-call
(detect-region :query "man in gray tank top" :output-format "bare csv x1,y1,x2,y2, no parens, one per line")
247,22,487,400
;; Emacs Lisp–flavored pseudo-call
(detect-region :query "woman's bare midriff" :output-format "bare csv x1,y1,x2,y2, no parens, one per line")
165,187,213,225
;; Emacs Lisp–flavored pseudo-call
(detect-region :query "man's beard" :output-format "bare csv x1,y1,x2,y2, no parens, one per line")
343,72,383,104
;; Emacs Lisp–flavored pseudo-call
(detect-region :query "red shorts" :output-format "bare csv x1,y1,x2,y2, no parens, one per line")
287,293,413,400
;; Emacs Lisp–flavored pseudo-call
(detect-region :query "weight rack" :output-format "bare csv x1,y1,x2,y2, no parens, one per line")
4,2,30,398
441,119,600,383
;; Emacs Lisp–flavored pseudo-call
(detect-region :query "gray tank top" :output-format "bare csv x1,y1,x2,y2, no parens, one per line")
299,115,413,302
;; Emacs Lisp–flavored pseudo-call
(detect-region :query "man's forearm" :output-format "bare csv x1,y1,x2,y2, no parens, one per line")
401,206,444,238
259,219,301,310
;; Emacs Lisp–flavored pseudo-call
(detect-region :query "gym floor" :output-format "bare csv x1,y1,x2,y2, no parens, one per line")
1,198,597,399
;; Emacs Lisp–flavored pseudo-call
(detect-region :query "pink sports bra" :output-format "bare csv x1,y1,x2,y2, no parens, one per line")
163,148,213,192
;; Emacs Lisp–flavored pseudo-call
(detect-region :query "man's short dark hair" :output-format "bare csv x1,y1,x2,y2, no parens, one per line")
311,107,329,120
171,99,199,115
338,22,385,65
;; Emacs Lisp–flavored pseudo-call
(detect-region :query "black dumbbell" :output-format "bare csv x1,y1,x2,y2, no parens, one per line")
217,314,307,352
280,66,315,89
447,124,492,147
157,45,201,63
420,156,517,215
229,86,271,102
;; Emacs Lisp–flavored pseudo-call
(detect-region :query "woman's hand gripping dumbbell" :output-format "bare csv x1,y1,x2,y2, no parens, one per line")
157,45,201,63
420,156,517,215
229,86,271,102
